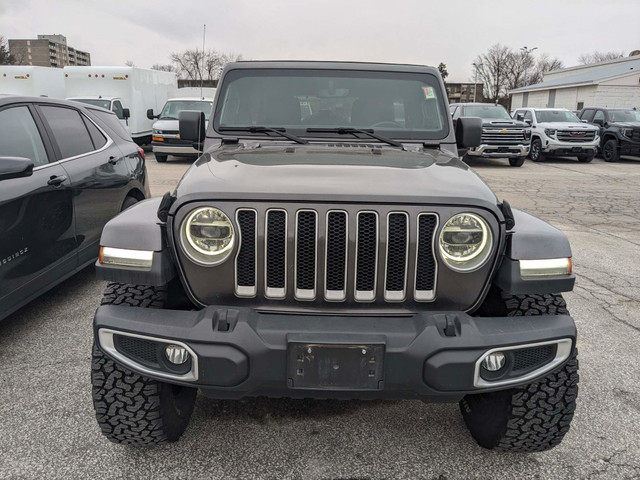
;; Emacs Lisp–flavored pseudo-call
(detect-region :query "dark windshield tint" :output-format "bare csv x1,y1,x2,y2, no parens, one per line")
72,99,111,110
535,110,580,123
215,69,449,140
463,105,511,120
161,100,213,119
609,110,640,122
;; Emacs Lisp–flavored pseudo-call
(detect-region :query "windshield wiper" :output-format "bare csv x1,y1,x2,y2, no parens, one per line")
219,126,308,144
306,127,404,148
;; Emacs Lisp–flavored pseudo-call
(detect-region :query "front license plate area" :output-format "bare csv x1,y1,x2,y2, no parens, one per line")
572,147,582,153
287,343,384,390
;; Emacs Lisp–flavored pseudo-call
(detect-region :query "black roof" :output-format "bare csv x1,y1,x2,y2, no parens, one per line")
0,94,113,114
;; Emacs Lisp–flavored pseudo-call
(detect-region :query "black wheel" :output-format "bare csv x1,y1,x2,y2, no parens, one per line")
577,154,594,163
462,291,579,452
602,139,619,162
529,138,545,162
155,154,168,163
91,283,197,445
508,156,525,167
120,195,138,212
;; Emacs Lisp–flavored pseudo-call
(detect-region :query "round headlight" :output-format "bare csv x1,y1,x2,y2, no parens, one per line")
180,207,234,265
439,213,492,272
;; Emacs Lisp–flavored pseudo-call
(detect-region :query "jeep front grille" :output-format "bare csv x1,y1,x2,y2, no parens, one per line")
235,207,438,303
555,130,596,142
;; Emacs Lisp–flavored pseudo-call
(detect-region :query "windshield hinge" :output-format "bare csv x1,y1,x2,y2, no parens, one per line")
221,137,239,145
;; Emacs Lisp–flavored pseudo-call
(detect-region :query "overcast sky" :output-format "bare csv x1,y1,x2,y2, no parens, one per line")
2,0,639,80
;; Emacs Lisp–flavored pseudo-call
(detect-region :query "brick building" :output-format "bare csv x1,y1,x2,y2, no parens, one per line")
446,82,484,103
8,34,91,68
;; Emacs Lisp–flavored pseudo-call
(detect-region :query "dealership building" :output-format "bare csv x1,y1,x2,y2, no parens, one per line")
509,54,640,111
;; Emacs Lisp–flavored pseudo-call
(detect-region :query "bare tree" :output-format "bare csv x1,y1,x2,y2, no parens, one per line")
0,35,19,65
473,44,512,103
170,49,242,81
529,54,563,85
505,49,537,91
124,60,136,67
578,51,625,65
151,63,175,72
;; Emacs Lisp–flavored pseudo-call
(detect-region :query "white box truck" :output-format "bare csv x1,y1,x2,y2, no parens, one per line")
64,66,177,145
0,65,66,98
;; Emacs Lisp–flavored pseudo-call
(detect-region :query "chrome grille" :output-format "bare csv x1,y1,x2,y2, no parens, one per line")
235,207,438,303
555,130,596,142
481,129,526,144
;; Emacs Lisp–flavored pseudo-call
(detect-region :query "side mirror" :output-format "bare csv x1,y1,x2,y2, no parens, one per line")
593,119,603,126
179,110,206,150
456,116,483,149
0,156,34,181
515,113,525,121
122,108,131,120
524,119,532,126
146,109,156,120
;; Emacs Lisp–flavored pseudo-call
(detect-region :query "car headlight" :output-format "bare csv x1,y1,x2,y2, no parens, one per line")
439,213,492,272
622,128,634,138
180,207,234,265
153,128,162,135
544,128,556,137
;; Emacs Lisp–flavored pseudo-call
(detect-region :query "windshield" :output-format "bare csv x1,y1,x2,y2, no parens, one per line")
160,100,213,120
214,68,449,140
463,105,511,120
535,110,581,123
73,99,111,110
609,110,640,122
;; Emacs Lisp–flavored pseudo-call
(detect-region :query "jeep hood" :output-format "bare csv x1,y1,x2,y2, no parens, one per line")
174,145,500,211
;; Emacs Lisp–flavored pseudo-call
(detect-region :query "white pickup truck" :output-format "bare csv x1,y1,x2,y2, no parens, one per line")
64,66,177,145
512,107,600,163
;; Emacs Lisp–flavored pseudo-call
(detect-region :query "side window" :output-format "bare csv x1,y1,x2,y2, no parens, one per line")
452,107,462,120
449,105,457,115
0,106,49,167
524,111,533,122
513,109,523,120
89,109,131,142
112,101,124,120
39,106,95,158
580,109,595,122
593,110,605,124
82,116,107,150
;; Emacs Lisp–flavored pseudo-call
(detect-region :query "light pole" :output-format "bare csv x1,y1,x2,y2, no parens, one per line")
472,62,482,102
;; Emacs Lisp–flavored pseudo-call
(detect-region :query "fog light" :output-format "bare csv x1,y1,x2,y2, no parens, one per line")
482,352,506,372
165,345,189,365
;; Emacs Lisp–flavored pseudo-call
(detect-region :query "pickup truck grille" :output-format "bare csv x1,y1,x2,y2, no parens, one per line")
234,207,438,303
481,129,526,144
556,130,596,143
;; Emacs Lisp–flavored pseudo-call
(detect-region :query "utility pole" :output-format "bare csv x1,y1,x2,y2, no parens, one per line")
200,24,206,99
472,62,483,102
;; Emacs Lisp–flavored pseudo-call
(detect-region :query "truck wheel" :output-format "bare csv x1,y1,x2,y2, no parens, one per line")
461,292,579,452
577,154,594,163
529,139,545,162
508,156,525,167
91,283,197,445
155,154,168,163
602,139,620,162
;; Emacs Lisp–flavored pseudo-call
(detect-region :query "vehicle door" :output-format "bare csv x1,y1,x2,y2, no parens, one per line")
0,103,77,316
36,104,133,267
111,99,131,136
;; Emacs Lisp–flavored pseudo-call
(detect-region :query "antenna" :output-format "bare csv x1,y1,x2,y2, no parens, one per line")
201,24,206,99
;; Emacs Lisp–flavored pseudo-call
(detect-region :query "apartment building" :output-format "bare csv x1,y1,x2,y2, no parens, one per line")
447,82,484,103
8,34,91,68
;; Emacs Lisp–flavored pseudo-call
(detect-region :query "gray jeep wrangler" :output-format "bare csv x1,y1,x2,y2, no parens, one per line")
92,61,578,451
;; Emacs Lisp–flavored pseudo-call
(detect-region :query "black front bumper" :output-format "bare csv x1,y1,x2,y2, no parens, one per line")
94,305,576,402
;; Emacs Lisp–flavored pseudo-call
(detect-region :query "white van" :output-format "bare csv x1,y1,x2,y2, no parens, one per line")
0,65,66,98
64,66,177,145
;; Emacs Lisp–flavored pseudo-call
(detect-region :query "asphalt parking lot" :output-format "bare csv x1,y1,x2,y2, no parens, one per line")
1,152,639,479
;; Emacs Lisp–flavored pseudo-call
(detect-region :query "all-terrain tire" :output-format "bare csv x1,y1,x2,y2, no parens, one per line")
91,283,197,445
602,139,620,162
509,156,525,167
155,153,168,163
461,292,579,452
529,138,546,162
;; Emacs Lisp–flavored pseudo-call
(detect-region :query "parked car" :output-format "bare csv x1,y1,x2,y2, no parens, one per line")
147,97,214,162
91,61,578,452
64,66,177,145
578,107,640,162
0,95,149,322
512,108,599,163
450,103,531,167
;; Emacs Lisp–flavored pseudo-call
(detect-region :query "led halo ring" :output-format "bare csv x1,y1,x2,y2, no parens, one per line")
180,206,235,265
439,213,493,272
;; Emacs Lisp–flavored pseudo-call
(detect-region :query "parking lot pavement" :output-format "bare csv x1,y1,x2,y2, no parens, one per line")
1,152,639,479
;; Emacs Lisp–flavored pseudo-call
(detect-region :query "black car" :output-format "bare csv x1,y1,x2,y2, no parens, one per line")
91,62,578,452
0,95,149,322
450,103,531,166
578,107,640,161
